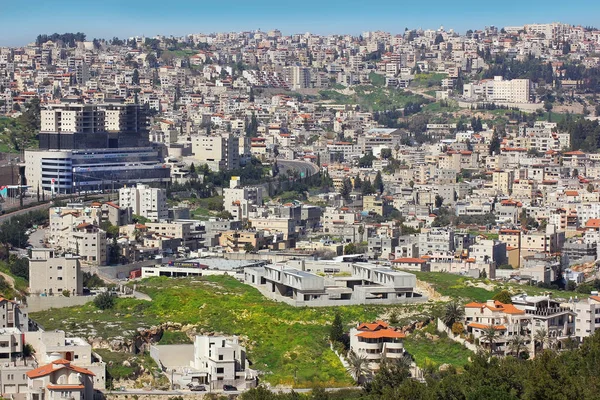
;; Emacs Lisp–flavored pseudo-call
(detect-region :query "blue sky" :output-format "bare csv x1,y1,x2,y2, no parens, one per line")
1,0,598,46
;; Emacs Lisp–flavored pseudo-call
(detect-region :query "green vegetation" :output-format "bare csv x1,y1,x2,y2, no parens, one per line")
404,324,472,370
242,331,600,399
411,73,447,88
30,276,436,387
93,291,115,310
319,86,428,112
158,331,192,345
95,349,169,389
368,72,386,87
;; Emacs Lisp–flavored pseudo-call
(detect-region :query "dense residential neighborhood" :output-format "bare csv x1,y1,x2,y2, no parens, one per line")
1,16,600,399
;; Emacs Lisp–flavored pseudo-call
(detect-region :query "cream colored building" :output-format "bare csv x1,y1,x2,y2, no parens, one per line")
119,183,168,222
28,249,83,296
191,133,240,171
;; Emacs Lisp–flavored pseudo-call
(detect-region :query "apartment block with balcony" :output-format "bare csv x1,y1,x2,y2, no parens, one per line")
574,295,600,342
192,335,256,390
349,321,405,370
119,183,168,222
464,300,532,355
512,295,575,346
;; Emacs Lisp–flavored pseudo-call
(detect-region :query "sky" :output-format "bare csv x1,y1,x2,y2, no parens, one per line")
1,0,599,46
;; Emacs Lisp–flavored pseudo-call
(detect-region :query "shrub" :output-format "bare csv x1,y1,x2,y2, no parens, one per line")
451,322,464,336
94,291,115,310
62,290,71,297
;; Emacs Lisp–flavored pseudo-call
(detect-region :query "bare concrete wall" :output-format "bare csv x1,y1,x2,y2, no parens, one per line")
26,294,96,313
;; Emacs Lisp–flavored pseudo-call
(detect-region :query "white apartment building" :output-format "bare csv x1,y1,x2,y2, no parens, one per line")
349,321,405,370
464,300,532,355
119,183,168,222
191,134,240,172
28,249,83,296
192,335,256,389
223,177,264,220
574,295,600,342
463,76,531,103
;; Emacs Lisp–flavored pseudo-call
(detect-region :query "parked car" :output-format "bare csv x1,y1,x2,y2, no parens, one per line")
190,385,206,392
223,385,238,391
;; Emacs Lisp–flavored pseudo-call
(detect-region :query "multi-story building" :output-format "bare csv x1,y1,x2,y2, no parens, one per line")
25,359,96,400
192,335,256,390
464,299,532,355
25,147,170,195
0,298,29,331
223,177,264,221
349,321,405,370
28,249,83,296
512,295,576,344
119,183,168,222
574,295,600,342
191,133,240,171
39,100,150,150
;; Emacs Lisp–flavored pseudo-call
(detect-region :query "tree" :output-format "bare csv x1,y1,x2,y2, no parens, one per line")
358,225,365,242
492,290,513,304
108,236,120,264
434,195,444,208
132,69,139,85
93,291,115,310
361,179,375,195
442,301,464,328
374,171,384,194
534,328,549,355
380,148,392,159
243,243,256,253
344,243,357,255
346,350,370,383
330,312,344,343
508,334,526,358
451,322,465,336
364,356,411,396
339,178,352,200
489,129,501,155
482,326,498,355
353,174,362,190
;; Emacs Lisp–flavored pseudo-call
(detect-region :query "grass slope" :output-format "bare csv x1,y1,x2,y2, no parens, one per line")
32,276,428,387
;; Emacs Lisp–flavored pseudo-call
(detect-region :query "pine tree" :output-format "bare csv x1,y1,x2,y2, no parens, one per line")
374,171,384,194
329,312,344,343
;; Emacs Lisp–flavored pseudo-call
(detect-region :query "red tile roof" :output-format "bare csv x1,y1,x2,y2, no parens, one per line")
27,359,95,379
468,322,507,330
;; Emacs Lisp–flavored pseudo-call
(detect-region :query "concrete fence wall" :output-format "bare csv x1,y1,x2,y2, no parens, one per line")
436,318,478,352
26,294,96,313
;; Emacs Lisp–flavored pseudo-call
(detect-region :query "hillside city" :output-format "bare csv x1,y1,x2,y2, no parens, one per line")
1,21,600,399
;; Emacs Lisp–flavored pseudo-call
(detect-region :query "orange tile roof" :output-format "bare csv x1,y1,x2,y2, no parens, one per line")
586,219,600,228
27,359,95,379
464,300,525,315
565,190,579,196
357,320,389,331
590,295,600,303
391,258,427,264
356,329,405,339
47,385,85,390
468,322,507,330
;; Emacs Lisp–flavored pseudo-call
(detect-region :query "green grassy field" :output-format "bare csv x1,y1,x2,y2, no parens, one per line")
32,276,439,387
408,271,588,302
404,324,472,370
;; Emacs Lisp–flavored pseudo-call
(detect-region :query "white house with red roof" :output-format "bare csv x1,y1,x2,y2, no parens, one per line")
26,359,95,400
464,299,533,355
349,321,405,369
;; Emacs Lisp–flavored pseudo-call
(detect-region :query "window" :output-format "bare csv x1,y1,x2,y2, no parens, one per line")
218,355,223,360
216,367,224,374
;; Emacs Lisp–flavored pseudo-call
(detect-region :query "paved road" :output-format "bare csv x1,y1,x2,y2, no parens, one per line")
277,159,320,178
0,202,53,224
